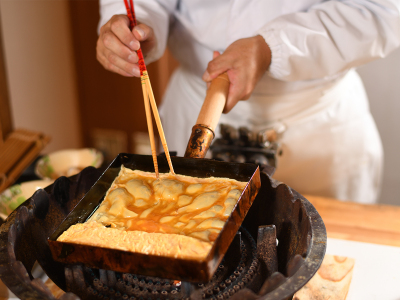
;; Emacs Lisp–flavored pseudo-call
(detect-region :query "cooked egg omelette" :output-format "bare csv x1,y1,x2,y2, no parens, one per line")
57,166,247,259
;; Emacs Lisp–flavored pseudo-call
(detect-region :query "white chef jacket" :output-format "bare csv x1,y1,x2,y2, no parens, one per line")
99,0,400,204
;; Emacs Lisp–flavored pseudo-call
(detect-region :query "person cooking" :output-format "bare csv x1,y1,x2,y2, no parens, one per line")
96,0,400,204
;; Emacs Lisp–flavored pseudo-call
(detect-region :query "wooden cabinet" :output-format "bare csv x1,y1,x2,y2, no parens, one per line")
0,14,13,143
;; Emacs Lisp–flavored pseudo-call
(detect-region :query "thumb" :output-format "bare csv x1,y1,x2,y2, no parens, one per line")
213,51,220,59
133,23,152,42
202,51,228,82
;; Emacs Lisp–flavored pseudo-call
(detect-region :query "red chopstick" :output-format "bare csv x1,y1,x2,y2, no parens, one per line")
122,0,175,176
123,0,147,75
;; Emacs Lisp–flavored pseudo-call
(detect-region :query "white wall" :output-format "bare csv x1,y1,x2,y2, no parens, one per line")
0,0,81,153
357,48,400,206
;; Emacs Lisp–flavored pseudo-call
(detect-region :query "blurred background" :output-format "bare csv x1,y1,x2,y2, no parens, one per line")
0,0,399,205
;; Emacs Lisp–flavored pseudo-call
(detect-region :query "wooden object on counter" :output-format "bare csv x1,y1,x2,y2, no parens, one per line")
0,129,50,192
293,254,355,300
306,195,400,247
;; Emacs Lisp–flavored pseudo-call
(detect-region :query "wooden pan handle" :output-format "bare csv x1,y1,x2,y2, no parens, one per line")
184,73,230,159
196,73,230,132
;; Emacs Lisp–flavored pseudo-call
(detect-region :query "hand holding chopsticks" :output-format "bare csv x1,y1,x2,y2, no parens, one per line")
123,0,174,177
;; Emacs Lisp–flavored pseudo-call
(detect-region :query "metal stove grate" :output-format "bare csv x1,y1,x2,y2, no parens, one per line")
65,227,261,300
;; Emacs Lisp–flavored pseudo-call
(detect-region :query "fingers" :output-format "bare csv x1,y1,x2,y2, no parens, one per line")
224,81,251,113
203,51,222,83
213,51,220,59
97,15,153,77
133,23,156,55
202,49,253,113
133,23,153,42
100,28,139,63
202,36,272,113
108,15,140,51
202,51,230,82
97,43,140,77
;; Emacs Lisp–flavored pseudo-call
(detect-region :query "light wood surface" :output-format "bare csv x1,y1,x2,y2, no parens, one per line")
305,195,400,247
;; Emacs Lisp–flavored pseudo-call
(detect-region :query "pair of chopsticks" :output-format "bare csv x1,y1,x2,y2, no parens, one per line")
123,0,174,177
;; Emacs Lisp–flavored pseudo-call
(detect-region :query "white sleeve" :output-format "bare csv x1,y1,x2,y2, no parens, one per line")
99,0,178,64
257,0,400,81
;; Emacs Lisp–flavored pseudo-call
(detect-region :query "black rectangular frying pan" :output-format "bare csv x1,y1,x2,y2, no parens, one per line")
48,75,261,282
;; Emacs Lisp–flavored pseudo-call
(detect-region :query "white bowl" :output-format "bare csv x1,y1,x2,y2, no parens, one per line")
0,179,53,220
34,148,103,180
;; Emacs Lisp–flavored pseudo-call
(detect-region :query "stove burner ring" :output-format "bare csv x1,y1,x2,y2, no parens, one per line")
66,227,260,300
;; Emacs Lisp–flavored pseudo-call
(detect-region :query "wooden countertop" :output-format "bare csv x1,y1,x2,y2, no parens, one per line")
305,195,400,247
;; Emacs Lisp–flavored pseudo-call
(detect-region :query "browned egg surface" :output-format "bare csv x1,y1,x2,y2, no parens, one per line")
87,166,247,243
57,221,212,259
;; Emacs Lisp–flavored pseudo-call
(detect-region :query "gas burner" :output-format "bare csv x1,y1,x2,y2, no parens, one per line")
0,164,326,300
65,227,261,300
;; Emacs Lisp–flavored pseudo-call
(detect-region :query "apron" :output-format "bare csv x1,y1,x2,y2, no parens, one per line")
159,68,383,204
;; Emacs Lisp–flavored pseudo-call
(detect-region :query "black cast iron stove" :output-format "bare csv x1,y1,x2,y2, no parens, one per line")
0,160,326,300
